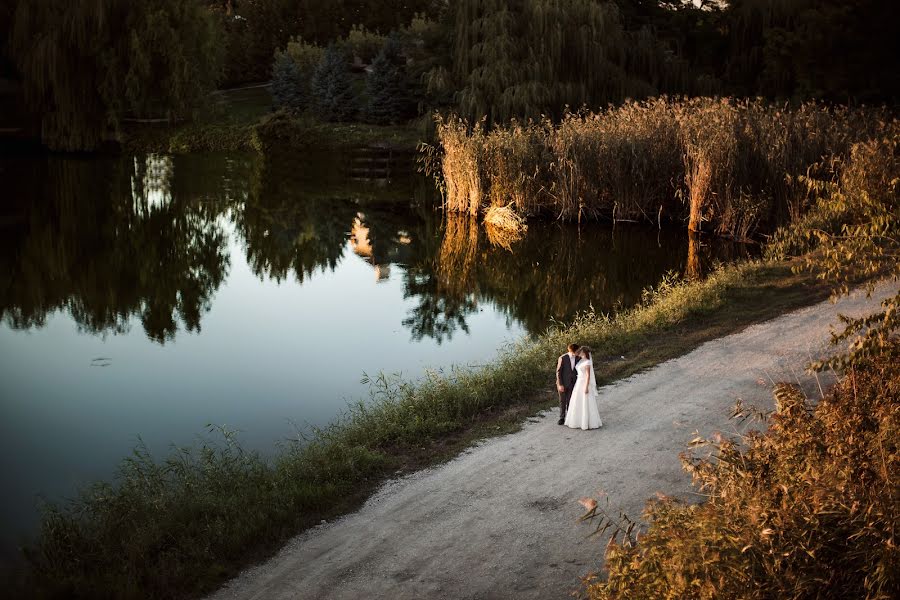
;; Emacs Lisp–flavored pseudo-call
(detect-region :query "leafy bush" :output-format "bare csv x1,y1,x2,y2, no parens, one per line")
582,351,900,599
285,36,325,74
768,133,900,369
343,24,387,63
271,38,325,113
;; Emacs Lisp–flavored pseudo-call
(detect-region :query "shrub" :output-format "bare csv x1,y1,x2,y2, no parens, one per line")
285,36,326,74
767,132,900,369
343,24,387,64
582,351,900,599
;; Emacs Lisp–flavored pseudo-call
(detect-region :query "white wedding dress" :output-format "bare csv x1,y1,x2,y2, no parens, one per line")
564,359,602,430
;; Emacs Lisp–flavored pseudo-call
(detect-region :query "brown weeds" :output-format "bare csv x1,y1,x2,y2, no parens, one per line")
434,98,893,240
581,351,900,599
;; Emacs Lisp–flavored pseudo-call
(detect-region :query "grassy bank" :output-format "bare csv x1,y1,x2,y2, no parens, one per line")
121,86,425,154
431,98,896,239
16,258,836,599
123,112,425,155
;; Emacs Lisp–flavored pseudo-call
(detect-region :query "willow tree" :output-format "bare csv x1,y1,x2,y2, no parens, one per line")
10,0,224,150
721,0,899,101
452,0,694,124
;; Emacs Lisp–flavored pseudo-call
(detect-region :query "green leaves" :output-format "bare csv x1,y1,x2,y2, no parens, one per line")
11,0,225,150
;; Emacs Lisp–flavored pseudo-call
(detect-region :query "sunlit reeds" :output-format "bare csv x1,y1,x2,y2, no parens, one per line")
434,98,894,239
436,213,481,297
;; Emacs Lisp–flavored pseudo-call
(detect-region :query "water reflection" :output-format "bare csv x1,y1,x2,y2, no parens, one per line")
0,150,758,552
0,156,230,343
0,151,755,345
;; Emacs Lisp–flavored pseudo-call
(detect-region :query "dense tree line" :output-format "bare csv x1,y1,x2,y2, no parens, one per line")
205,0,437,85
8,0,224,150
4,0,897,150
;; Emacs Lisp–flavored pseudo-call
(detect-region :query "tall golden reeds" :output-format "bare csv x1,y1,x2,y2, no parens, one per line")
432,98,893,240
435,115,486,216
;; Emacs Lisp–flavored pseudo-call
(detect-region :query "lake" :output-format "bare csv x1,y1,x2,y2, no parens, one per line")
0,149,752,554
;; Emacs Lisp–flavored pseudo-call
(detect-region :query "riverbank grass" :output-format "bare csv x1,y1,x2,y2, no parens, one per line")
122,85,425,154
19,259,833,599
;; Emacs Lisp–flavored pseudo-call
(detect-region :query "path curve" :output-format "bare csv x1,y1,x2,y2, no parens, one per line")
209,282,894,600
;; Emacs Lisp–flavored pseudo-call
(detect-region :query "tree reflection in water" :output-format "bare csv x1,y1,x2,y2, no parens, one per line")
0,155,230,343
0,151,755,345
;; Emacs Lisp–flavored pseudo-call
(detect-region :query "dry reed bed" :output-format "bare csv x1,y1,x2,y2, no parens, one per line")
433,98,894,239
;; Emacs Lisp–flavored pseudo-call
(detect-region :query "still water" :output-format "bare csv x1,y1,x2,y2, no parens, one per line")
0,150,750,552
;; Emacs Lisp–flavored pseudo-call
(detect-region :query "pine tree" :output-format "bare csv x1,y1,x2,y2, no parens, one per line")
362,48,407,124
310,44,357,122
271,51,305,111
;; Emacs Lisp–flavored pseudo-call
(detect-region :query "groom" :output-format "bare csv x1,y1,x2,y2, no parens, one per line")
555,343,580,425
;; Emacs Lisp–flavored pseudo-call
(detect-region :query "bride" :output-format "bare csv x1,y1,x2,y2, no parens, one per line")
564,346,603,430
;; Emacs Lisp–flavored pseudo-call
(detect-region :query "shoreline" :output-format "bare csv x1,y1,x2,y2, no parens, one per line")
10,259,844,598
206,280,894,599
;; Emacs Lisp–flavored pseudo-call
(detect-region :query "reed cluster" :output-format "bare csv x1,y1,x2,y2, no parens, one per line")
433,98,893,239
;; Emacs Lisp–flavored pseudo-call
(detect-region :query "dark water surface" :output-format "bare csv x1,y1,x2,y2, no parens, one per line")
0,150,752,552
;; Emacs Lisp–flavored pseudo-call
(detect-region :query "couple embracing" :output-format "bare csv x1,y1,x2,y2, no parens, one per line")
556,343,603,430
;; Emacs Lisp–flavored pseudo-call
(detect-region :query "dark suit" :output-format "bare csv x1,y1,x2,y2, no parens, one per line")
556,353,581,420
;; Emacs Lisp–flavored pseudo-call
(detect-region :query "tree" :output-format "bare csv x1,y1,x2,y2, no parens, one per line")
451,0,694,124
311,44,358,122
362,48,409,124
10,0,224,150
720,0,900,102
271,51,305,111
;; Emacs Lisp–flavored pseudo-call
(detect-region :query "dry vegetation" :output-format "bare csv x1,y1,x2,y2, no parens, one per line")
580,117,900,600
582,354,900,600
432,98,895,239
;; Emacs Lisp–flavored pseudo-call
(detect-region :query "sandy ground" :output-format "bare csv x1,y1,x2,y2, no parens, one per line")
209,282,895,600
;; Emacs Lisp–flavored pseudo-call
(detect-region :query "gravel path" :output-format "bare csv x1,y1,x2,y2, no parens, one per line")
209,282,894,600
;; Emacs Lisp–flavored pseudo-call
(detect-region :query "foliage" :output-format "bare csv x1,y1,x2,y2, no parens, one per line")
722,0,900,102
212,0,433,86
432,99,891,238
402,13,455,112
450,0,695,124
284,36,326,73
271,51,306,111
10,0,224,151
768,132,900,369
362,48,410,124
343,24,387,63
311,44,359,122
271,38,324,112
582,351,900,599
